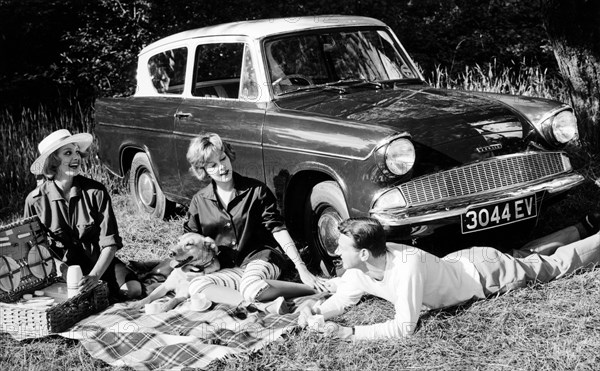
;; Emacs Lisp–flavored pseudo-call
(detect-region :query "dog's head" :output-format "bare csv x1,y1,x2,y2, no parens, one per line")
168,233,217,272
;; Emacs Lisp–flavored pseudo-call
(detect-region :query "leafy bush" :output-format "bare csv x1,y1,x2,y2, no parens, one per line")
0,0,559,100
56,0,153,97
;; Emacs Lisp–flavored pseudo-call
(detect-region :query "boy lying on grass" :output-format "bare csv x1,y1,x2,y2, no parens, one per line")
299,215,600,340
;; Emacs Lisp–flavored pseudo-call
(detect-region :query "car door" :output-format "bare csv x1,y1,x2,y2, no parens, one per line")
174,39,267,200
135,45,188,199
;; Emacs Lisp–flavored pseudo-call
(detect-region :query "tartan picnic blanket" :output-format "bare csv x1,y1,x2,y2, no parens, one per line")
59,294,326,370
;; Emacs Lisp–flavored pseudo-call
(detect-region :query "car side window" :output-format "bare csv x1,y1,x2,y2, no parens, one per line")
193,43,244,99
147,47,187,94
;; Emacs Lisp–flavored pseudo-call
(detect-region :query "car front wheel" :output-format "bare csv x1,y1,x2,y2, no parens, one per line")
129,152,174,219
305,180,349,276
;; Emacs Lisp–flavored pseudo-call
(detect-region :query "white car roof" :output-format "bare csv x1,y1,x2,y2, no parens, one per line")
140,15,387,55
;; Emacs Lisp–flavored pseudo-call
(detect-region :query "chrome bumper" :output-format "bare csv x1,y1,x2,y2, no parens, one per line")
370,172,585,227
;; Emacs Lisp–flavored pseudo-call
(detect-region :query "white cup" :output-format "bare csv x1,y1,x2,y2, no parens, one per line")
191,293,210,311
66,265,82,298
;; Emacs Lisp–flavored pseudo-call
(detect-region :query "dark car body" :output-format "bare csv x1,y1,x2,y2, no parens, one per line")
96,15,584,274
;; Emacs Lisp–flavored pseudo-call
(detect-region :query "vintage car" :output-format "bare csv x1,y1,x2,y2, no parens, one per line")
95,15,584,275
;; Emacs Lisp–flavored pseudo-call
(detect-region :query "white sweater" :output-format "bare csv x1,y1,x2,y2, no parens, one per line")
316,243,486,339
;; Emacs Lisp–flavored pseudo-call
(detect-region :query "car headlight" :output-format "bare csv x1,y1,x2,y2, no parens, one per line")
385,138,415,176
542,110,578,144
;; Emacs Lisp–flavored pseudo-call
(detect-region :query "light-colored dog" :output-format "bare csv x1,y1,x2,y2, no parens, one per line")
129,232,220,312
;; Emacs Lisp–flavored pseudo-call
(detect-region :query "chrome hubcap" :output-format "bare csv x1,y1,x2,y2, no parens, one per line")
316,207,342,256
138,171,156,207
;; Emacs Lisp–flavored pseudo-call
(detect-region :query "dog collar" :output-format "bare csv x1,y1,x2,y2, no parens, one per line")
187,257,216,272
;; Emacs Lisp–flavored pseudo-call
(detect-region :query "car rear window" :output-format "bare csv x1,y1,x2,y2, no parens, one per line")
147,47,188,94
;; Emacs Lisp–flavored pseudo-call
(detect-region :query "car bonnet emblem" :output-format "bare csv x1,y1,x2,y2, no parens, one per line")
475,143,503,153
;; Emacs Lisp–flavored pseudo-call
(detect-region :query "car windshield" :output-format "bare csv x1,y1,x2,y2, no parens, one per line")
264,27,420,96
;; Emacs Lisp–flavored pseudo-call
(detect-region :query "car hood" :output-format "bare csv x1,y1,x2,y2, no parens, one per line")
275,85,531,165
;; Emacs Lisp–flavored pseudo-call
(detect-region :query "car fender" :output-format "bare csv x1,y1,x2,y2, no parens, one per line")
288,160,348,195
468,91,572,132
118,144,167,191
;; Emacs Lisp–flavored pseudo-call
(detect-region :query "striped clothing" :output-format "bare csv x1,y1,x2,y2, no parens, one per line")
188,259,281,301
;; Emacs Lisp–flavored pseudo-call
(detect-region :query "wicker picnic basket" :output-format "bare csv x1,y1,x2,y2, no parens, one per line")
0,216,109,339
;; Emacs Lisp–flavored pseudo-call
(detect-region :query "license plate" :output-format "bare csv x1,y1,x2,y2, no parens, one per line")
461,195,537,234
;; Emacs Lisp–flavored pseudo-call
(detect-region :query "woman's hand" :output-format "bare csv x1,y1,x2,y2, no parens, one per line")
296,264,330,292
79,273,100,292
273,229,329,292
202,235,219,255
55,259,69,280
83,245,116,293
127,299,146,310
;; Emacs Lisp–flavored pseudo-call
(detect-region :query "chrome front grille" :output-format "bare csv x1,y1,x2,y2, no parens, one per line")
400,152,569,206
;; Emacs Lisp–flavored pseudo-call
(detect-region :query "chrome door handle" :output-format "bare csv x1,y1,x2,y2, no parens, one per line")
174,112,192,118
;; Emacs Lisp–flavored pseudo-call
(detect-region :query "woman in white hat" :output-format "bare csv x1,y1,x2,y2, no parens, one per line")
24,129,142,302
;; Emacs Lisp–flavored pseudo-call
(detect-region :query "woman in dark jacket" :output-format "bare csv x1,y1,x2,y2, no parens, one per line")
24,129,142,301
184,132,328,305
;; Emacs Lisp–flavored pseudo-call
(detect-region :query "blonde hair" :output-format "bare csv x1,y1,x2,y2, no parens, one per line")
42,152,61,179
187,133,236,181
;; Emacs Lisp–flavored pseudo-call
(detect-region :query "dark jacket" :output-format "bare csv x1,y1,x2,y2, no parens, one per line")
184,172,289,269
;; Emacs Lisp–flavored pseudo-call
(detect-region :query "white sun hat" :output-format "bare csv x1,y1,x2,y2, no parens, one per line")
30,129,93,175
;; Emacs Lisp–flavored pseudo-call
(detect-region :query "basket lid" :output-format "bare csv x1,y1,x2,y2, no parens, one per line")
0,216,56,301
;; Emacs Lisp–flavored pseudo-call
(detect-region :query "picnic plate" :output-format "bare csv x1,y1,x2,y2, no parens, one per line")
27,243,54,279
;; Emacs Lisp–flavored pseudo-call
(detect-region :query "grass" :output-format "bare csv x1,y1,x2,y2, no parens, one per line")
2,186,600,371
426,59,571,103
2,62,600,370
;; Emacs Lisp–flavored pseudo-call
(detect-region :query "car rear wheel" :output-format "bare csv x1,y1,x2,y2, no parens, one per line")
129,152,174,219
305,180,349,276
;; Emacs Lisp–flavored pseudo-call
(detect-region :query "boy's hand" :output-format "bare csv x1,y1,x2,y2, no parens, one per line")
322,322,354,340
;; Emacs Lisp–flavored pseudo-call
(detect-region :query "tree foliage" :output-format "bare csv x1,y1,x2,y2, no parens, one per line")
0,0,567,100
57,0,152,96
543,0,600,149
393,0,554,73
